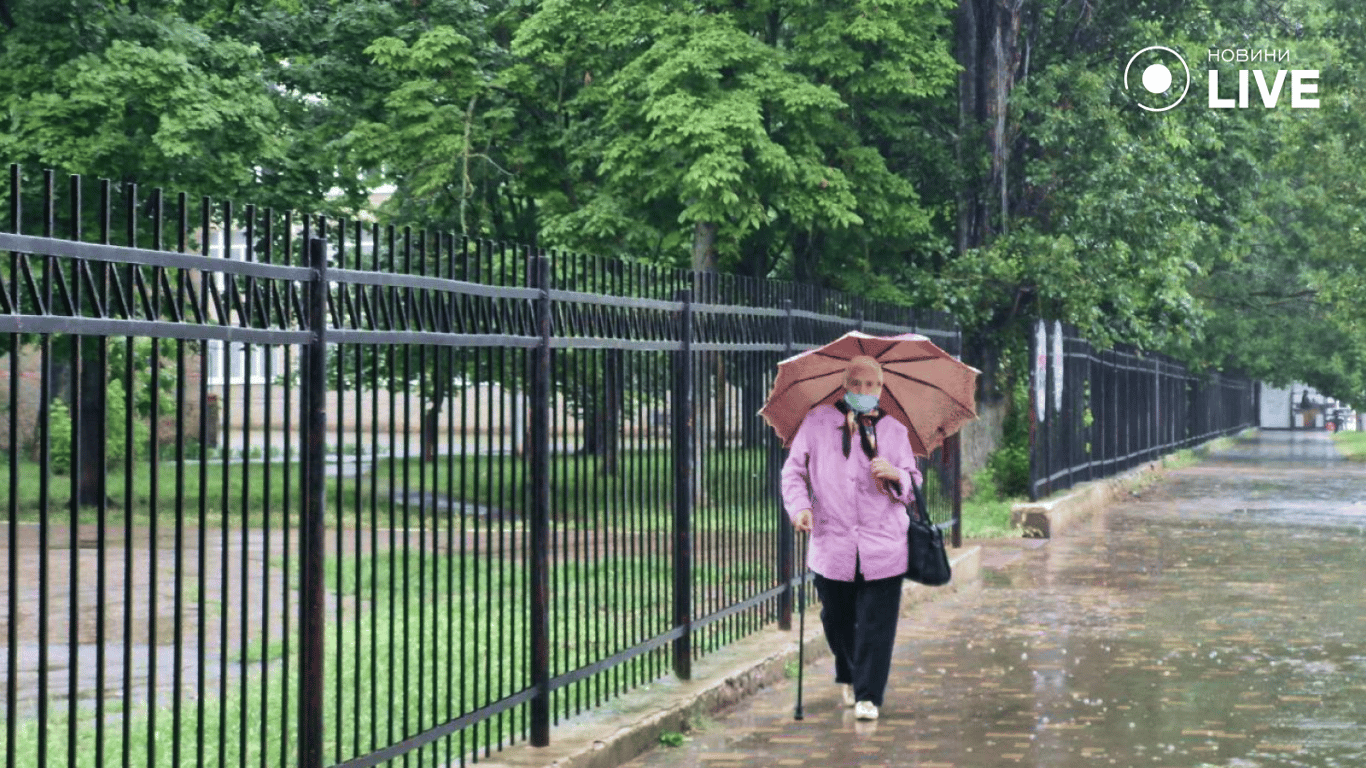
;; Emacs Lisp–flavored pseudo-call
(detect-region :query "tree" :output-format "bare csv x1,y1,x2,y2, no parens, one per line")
930,0,1366,411
0,0,295,504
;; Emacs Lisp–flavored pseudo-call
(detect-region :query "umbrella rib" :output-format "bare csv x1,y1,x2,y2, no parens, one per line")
873,354,948,365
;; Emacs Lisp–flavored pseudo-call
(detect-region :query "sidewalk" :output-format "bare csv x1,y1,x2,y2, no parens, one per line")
482,430,1366,768
477,542,987,768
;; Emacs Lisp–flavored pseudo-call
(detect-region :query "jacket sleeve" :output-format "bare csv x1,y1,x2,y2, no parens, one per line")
780,416,815,521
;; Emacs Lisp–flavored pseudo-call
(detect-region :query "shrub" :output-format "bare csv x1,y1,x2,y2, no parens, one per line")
983,372,1031,499
46,396,72,475
985,443,1029,499
40,374,151,475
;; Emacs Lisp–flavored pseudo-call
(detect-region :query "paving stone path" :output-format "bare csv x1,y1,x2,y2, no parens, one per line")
621,430,1366,768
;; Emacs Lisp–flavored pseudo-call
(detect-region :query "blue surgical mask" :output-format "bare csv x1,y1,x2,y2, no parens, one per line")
843,392,879,413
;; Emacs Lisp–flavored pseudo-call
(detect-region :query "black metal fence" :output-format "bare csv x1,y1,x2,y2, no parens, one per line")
0,167,963,768
1029,321,1257,500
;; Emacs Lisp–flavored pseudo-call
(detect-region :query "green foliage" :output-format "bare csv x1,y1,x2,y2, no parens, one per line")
501,0,959,275
43,397,72,475
40,374,151,475
658,731,687,748
101,375,152,468
985,444,1030,502
21,336,177,476
7,0,1366,410
985,375,1031,500
0,0,285,203
960,465,1019,539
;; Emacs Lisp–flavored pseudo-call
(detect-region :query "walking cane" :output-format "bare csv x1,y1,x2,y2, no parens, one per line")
794,530,807,720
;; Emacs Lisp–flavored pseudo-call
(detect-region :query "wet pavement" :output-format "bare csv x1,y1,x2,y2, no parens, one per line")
620,430,1366,768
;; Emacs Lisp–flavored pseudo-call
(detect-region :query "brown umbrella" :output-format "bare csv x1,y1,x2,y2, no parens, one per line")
759,331,979,457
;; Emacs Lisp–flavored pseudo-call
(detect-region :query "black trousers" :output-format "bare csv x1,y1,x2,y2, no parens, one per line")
812,569,903,707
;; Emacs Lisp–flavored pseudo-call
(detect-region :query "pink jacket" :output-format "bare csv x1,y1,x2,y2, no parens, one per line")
781,404,922,582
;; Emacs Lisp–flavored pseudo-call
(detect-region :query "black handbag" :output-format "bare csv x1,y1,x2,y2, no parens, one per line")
905,481,951,586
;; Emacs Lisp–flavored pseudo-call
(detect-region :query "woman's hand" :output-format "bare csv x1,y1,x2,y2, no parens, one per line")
793,509,813,533
870,458,900,483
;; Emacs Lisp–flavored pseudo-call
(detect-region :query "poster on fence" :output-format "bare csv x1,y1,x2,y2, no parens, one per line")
1053,320,1064,414
1035,319,1047,423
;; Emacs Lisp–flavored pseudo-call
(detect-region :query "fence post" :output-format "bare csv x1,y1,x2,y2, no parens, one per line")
299,235,328,768
949,325,964,547
1028,324,1039,501
529,253,552,746
776,299,794,630
672,289,694,681
1151,356,1160,460
946,433,962,548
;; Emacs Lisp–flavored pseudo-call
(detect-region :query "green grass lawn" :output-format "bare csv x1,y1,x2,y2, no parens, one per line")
1331,430,1366,459
961,491,1018,539
0,442,803,767
6,549,765,768
1,446,780,532
958,465,1022,540
0,441,963,765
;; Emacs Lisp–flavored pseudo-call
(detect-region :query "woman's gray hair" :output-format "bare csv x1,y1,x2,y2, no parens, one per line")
843,356,883,385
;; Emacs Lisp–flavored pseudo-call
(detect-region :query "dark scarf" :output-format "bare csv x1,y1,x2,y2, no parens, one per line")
834,399,883,459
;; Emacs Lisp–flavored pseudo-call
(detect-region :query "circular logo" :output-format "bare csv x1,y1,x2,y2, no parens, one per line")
1124,46,1191,112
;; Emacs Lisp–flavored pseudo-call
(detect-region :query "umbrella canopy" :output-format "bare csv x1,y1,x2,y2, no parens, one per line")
759,331,979,457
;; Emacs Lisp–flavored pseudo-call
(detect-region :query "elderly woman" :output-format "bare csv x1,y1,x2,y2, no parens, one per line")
781,356,922,721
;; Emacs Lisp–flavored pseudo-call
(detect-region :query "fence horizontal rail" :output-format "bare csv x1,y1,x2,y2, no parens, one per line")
332,267,540,300
0,232,315,281
0,315,313,342
327,329,540,348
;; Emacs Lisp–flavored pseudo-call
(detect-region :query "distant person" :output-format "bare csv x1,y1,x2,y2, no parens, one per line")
782,356,922,721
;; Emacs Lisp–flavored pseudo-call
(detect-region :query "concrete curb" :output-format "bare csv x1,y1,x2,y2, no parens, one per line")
476,545,982,768
1009,431,1253,538
1008,468,1149,538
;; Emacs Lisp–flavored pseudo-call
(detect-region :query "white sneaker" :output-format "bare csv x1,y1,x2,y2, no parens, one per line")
841,684,856,707
854,701,879,721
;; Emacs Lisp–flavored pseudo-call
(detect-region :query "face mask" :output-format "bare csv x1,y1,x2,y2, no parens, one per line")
843,391,879,413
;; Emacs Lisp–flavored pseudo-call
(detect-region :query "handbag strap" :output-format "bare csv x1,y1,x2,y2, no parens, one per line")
909,478,929,524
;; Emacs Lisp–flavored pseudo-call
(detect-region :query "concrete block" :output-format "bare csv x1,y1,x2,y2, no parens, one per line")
1010,461,1164,538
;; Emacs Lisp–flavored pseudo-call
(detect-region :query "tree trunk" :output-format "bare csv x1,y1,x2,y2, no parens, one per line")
713,354,727,453
957,0,1028,387
420,363,448,459
599,349,621,476
577,351,623,476
690,223,718,504
958,0,1025,250
692,221,717,272
956,0,980,255
74,345,101,505
741,357,766,449
791,228,822,284
75,339,106,506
